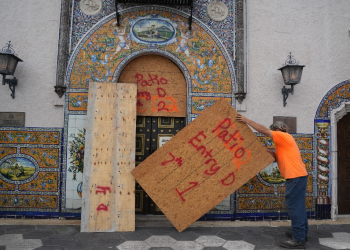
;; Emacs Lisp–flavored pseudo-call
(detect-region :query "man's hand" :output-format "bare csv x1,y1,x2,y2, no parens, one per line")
267,149,276,160
235,113,273,139
236,114,249,124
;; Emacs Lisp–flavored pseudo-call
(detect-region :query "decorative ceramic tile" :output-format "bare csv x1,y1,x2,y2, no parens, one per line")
67,7,235,96
235,133,315,214
0,194,58,209
301,153,313,171
315,80,350,119
0,130,60,145
63,5,236,215
314,121,331,207
0,128,62,213
238,196,313,211
191,96,231,114
70,0,236,61
63,115,87,211
68,93,88,111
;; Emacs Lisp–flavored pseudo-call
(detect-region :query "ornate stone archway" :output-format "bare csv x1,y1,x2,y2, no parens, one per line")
314,79,350,219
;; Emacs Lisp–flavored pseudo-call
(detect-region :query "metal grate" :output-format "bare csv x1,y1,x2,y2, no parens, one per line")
115,0,194,29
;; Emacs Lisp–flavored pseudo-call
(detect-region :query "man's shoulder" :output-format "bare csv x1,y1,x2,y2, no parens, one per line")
271,131,292,141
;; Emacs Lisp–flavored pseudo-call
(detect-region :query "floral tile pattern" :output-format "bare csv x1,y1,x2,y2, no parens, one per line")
236,134,315,214
0,128,62,212
63,5,236,215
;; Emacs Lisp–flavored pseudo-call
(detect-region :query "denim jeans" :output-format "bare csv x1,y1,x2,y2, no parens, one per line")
285,175,308,242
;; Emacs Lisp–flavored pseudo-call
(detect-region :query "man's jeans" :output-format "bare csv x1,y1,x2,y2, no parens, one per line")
285,175,308,242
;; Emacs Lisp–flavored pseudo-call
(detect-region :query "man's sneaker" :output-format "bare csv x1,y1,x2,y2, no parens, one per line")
285,231,308,242
280,239,306,249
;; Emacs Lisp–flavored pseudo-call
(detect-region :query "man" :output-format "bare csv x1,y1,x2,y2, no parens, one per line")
236,114,308,249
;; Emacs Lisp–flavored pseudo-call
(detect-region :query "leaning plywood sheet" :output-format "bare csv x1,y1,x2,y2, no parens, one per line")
81,82,137,232
131,98,274,232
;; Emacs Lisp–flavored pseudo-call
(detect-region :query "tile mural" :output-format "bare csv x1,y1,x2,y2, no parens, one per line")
236,134,316,216
0,128,63,216
63,5,237,215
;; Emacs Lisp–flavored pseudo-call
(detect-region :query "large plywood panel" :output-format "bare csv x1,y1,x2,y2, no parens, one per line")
81,82,137,232
131,98,274,232
118,55,187,117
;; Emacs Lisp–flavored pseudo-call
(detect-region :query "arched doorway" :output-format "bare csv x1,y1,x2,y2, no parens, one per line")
329,101,350,218
118,55,187,214
337,112,350,214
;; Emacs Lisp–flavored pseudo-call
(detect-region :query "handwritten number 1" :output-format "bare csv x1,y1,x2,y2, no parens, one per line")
175,182,198,201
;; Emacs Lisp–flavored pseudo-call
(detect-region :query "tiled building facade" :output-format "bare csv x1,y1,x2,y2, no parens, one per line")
0,0,349,221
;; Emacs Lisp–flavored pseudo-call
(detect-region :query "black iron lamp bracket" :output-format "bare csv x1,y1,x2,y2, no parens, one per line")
2,75,18,99
282,84,294,107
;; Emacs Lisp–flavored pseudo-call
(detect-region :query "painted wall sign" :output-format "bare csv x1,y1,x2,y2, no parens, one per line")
0,112,25,127
131,98,274,232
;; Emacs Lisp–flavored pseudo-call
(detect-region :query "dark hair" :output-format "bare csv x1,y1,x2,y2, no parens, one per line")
269,121,289,132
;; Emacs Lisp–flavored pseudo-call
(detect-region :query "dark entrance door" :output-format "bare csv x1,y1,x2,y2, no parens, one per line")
338,112,350,214
135,116,186,214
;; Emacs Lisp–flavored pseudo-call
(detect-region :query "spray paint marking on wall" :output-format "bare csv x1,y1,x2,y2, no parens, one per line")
134,73,179,114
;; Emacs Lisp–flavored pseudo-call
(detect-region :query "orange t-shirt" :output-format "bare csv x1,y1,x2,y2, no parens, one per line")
271,131,307,179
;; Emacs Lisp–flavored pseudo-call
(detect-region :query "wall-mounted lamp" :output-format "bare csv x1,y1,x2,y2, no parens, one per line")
0,41,23,99
278,52,304,107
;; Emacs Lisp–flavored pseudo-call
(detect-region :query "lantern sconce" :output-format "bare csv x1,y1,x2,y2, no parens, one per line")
278,52,305,107
0,41,23,99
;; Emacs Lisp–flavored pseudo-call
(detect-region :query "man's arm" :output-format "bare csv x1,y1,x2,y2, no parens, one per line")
235,114,273,139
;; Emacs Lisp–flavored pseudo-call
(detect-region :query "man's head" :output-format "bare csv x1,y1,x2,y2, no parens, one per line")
269,121,289,132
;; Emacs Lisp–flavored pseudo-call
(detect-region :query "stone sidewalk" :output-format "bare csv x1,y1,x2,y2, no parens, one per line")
0,216,350,250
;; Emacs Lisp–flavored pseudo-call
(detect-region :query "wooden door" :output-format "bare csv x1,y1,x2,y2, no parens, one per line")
118,54,187,214
338,112,350,214
135,116,186,214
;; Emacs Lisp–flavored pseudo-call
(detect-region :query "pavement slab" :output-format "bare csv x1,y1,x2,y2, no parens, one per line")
235,226,266,235
120,230,152,241
216,231,245,241
0,234,23,245
0,218,349,250
222,240,255,250
332,232,350,243
142,227,178,235
195,235,226,247
34,247,63,250
117,241,151,250
171,241,204,250
319,237,350,249
145,236,176,247
22,229,55,239
149,248,173,250
202,247,226,250
242,234,274,246
93,238,126,247
40,225,80,235
188,227,221,235
6,239,43,250
169,231,199,241
5,225,36,234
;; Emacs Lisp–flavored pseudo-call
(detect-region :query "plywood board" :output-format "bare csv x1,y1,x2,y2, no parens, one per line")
131,98,274,232
118,55,187,117
81,82,137,232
